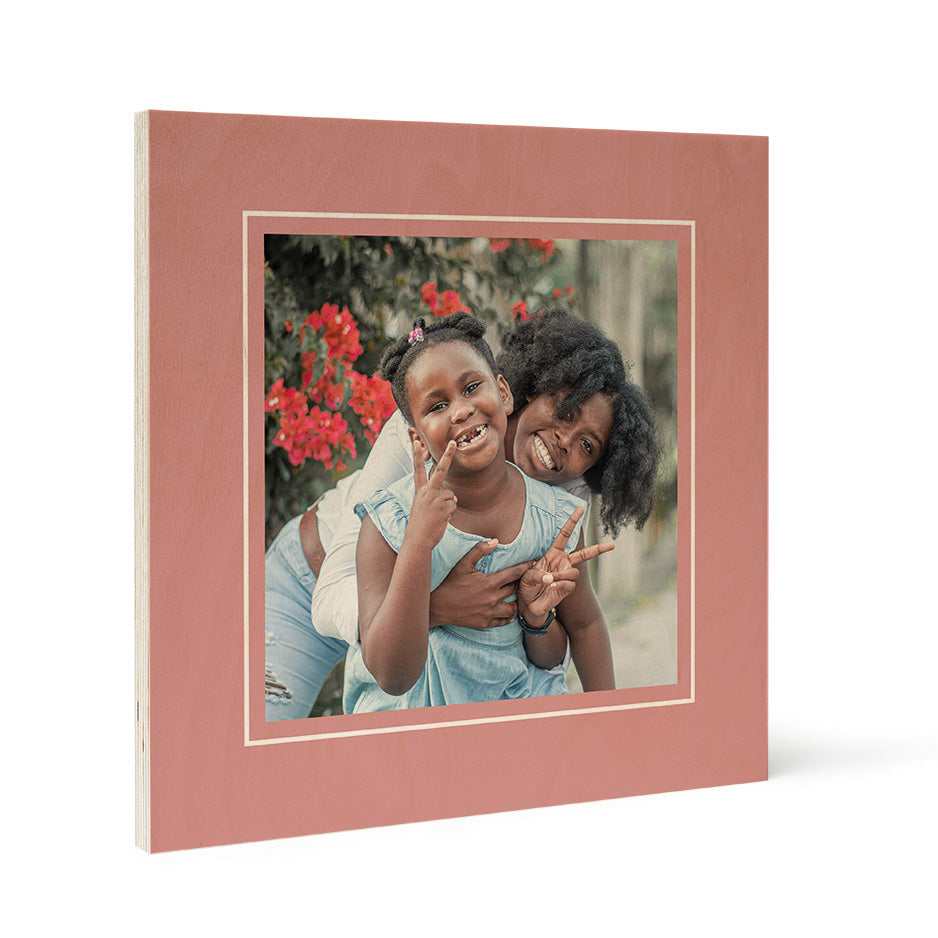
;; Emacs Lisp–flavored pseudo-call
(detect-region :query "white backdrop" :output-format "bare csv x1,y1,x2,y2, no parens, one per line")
4,3,935,935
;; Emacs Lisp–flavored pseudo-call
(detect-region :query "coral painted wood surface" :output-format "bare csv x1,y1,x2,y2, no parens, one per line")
135,111,767,852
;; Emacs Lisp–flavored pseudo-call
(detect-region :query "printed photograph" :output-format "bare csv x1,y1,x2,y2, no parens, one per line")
262,234,678,720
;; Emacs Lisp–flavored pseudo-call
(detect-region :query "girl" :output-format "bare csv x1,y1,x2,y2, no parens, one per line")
266,308,658,717
345,314,616,711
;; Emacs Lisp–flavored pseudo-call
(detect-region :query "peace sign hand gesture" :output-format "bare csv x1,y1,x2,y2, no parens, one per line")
517,506,615,623
405,439,458,552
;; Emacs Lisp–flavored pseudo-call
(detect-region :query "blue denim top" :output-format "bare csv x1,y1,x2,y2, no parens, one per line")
354,463,586,648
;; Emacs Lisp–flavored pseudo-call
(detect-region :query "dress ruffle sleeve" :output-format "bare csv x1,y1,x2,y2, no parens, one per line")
551,486,587,552
353,486,411,555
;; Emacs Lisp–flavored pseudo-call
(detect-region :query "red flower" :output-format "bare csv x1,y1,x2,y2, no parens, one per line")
511,300,530,322
322,304,363,363
265,379,308,417
552,287,563,299
349,371,396,444
267,302,392,470
526,238,555,260
275,412,314,466
420,282,470,318
489,237,555,259
265,378,287,412
420,281,439,310
299,304,363,364
301,355,345,410
303,408,357,469
284,319,293,333
272,405,357,470
436,289,470,318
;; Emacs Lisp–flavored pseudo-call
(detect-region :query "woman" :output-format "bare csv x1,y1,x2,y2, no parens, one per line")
265,307,658,719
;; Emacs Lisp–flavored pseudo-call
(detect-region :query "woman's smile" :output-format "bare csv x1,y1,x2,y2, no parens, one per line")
532,433,556,470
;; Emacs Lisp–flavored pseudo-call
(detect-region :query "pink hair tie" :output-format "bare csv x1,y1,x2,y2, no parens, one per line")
408,326,425,346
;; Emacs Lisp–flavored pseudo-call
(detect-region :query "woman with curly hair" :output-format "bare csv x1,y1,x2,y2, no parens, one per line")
496,307,658,537
265,307,658,719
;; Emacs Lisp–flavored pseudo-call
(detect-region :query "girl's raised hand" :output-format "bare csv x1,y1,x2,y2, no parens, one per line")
406,439,458,551
517,506,615,622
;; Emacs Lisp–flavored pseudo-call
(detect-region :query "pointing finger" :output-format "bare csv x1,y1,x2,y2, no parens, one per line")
429,440,457,488
413,438,428,488
568,541,616,565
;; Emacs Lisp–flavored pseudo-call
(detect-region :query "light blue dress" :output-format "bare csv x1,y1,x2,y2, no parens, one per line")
344,466,586,713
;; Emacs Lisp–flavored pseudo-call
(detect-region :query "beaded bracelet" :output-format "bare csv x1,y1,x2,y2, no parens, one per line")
517,607,556,636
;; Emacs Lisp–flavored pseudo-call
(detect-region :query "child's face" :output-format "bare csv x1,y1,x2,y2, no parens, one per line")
509,390,613,485
405,342,513,473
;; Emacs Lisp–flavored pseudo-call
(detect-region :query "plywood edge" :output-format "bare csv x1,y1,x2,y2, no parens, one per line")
134,110,151,853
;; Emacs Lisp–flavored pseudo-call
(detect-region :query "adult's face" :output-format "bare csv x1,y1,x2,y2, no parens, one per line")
508,391,613,485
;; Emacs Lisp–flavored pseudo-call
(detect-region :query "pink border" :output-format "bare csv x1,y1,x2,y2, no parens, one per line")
143,112,767,851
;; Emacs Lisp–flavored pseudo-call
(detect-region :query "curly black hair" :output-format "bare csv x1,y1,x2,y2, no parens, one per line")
379,312,498,424
496,307,659,536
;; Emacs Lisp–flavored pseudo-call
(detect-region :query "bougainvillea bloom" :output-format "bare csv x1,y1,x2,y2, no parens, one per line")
511,300,530,322
436,289,469,318
301,355,345,410
420,281,439,309
300,303,363,364
420,282,471,318
267,303,395,471
349,371,396,444
265,378,288,412
320,304,363,362
528,238,556,259
487,237,555,260
273,406,357,469
265,378,309,417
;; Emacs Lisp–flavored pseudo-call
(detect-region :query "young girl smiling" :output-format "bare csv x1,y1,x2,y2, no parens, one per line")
346,314,615,711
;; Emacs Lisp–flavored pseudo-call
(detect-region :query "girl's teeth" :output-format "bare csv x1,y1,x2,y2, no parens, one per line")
457,425,487,448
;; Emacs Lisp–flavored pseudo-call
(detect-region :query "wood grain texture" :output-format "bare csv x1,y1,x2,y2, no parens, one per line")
134,110,150,852
136,112,767,852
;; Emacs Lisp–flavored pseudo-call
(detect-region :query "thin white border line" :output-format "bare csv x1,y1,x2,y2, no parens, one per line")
244,213,695,745
243,211,251,746
690,220,696,700
247,697,695,746
244,211,693,226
